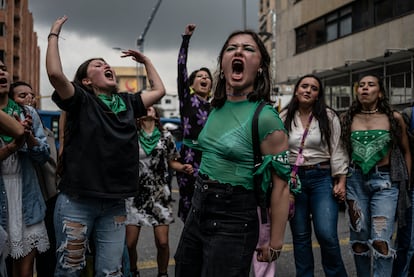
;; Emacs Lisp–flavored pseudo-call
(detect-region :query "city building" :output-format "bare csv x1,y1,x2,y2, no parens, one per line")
259,0,414,111
0,0,40,107
113,65,179,118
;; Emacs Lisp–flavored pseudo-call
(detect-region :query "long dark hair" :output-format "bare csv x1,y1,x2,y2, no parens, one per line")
283,74,333,150
341,73,401,155
73,58,117,94
211,30,271,108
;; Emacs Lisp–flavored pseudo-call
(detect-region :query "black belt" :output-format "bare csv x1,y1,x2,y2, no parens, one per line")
299,161,330,170
197,174,249,193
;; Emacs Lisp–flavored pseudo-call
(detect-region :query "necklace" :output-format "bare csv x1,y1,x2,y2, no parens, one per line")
226,91,251,97
360,108,378,114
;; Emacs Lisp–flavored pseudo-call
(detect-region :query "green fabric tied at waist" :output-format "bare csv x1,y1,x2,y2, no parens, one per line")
253,150,300,194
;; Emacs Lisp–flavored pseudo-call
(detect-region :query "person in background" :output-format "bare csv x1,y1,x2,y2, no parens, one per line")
125,106,193,277
176,24,212,222
341,73,411,277
280,74,348,277
393,104,414,277
175,29,291,276
46,15,165,276
0,109,24,277
0,61,50,277
9,80,59,277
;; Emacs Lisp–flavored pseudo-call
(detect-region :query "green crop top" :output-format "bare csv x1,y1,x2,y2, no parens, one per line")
351,130,391,174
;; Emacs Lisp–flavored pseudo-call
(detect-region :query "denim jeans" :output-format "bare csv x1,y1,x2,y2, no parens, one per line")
54,192,126,277
346,166,398,277
290,167,347,277
174,176,258,277
393,188,414,277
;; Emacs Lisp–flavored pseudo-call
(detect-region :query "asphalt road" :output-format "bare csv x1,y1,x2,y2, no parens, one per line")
136,177,357,276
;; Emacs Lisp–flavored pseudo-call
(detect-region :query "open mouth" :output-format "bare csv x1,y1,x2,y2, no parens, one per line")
104,70,114,79
0,78,7,85
200,81,208,88
232,59,244,73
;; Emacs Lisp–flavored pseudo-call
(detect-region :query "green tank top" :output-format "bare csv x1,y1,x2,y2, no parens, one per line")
196,100,286,190
351,129,391,174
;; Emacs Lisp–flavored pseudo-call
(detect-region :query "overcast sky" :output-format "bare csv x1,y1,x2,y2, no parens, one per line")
28,0,259,110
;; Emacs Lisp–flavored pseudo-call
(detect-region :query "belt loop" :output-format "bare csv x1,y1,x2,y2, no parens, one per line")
225,184,233,194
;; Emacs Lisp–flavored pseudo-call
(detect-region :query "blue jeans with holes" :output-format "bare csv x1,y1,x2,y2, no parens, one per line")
393,188,414,277
174,176,258,277
346,166,398,277
290,167,347,277
54,192,126,277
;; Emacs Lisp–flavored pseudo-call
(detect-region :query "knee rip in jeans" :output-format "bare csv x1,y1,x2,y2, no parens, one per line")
351,241,370,256
114,215,126,227
347,199,362,232
57,220,88,270
371,239,395,258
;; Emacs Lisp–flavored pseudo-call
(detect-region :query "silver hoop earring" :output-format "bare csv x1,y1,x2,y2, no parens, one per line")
219,70,224,79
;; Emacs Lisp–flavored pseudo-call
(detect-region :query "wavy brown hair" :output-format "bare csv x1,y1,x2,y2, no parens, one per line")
341,73,401,156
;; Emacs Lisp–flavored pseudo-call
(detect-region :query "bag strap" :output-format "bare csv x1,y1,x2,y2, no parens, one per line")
252,101,268,224
410,106,414,131
289,113,313,192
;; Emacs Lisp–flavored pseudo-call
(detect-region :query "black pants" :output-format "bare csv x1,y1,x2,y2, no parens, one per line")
175,176,258,277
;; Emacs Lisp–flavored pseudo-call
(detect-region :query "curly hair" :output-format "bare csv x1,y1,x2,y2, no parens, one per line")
282,74,334,152
341,73,401,156
211,30,271,108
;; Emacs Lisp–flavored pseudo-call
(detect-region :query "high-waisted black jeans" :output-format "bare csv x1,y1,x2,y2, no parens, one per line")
175,176,259,277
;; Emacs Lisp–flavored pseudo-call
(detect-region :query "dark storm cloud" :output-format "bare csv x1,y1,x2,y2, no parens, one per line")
29,0,258,53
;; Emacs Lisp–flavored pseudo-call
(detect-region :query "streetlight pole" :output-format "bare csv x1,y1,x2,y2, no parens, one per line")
136,0,162,90
242,0,246,29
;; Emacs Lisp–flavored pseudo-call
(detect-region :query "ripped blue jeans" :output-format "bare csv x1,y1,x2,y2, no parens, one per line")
54,192,126,277
346,166,398,277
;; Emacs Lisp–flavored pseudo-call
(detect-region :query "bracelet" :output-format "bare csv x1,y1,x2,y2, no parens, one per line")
268,246,282,262
48,33,59,40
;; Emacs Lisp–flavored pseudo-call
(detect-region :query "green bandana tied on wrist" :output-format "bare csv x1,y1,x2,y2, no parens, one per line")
1,99,22,143
97,93,127,114
253,150,301,194
139,128,161,155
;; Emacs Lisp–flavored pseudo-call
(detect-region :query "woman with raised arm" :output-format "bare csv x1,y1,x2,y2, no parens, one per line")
46,15,165,276
176,24,212,222
175,29,291,277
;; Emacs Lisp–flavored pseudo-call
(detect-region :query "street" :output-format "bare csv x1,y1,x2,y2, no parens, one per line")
136,177,357,276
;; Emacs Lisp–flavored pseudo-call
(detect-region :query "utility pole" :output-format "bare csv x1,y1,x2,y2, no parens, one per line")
136,0,163,90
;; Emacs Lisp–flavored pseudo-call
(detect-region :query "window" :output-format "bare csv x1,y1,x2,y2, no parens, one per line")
295,0,414,53
0,0,5,9
0,22,5,37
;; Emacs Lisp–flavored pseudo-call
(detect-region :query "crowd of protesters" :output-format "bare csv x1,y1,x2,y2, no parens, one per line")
0,15,414,277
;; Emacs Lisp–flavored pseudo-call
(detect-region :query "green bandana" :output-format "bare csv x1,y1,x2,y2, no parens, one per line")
97,93,127,114
351,130,391,174
139,128,161,155
1,99,21,143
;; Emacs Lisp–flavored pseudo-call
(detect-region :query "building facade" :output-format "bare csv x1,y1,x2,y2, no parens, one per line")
113,65,179,118
0,0,40,107
259,0,414,111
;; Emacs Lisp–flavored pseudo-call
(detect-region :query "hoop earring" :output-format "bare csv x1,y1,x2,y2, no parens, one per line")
219,70,224,79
